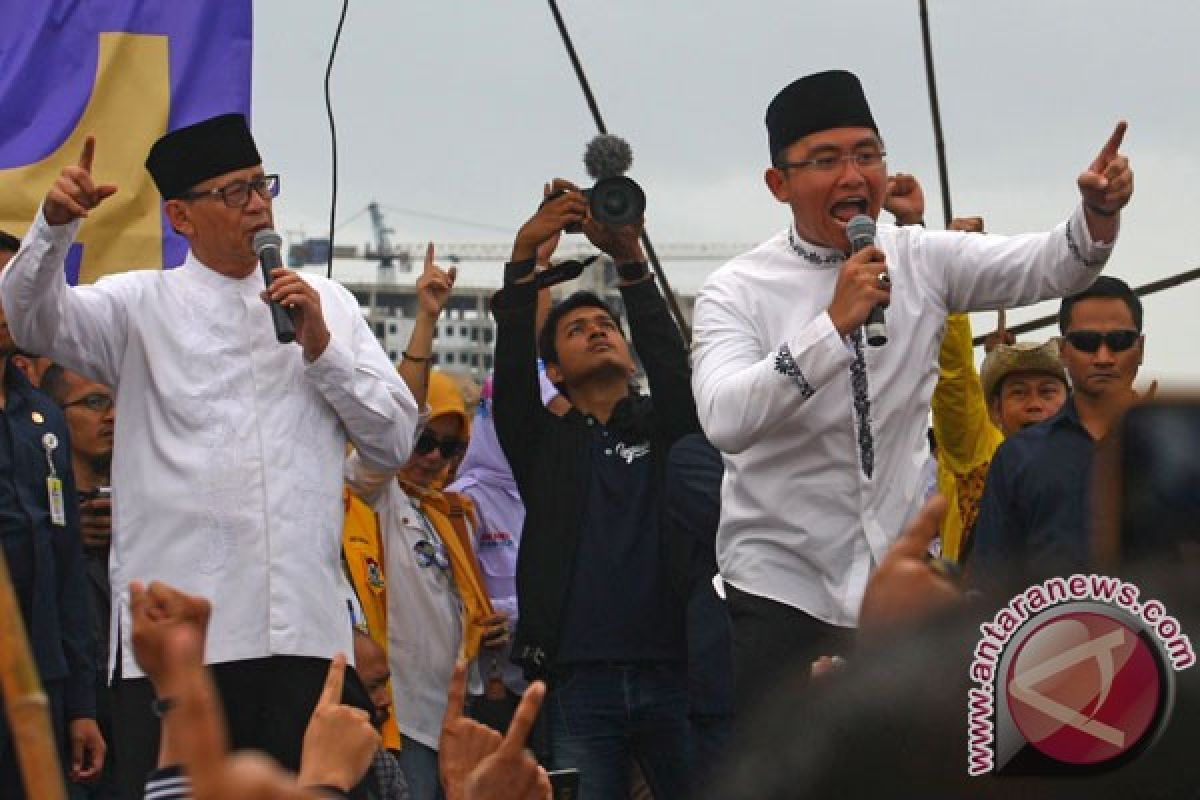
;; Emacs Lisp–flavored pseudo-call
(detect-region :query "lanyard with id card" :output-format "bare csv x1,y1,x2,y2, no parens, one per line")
42,432,66,527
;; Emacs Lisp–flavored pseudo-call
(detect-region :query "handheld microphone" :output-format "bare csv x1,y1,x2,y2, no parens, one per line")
847,214,887,347
253,229,297,344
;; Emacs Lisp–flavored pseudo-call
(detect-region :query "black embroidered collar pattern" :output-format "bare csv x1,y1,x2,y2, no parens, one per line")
788,227,844,267
849,328,875,479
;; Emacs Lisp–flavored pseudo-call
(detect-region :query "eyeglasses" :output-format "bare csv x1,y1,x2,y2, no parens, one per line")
413,539,450,571
63,393,114,413
777,151,887,174
414,430,467,459
1063,329,1140,353
180,174,280,208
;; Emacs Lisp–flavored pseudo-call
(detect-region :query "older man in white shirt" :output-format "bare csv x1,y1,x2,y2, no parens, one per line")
690,70,1133,715
0,114,417,796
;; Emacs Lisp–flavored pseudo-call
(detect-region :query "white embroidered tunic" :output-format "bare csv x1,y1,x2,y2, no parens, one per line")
691,205,1114,626
1,210,418,678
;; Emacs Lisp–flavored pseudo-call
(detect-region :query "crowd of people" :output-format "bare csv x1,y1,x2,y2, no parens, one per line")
2,66,1192,800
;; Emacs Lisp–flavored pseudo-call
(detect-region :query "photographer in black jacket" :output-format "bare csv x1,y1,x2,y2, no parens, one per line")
492,179,698,798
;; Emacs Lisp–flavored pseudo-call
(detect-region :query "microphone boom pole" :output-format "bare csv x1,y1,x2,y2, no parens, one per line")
545,0,692,341
918,0,954,227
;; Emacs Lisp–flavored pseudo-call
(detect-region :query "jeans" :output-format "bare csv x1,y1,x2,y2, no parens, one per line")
547,663,691,799
397,735,444,800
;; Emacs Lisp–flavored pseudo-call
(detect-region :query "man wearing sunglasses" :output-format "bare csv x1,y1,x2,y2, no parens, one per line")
0,114,417,797
972,276,1145,590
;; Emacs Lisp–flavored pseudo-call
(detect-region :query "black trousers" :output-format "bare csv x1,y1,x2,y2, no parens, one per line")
725,584,855,720
113,654,372,800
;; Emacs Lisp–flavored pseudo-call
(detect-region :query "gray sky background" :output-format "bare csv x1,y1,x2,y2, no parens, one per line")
252,0,1199,384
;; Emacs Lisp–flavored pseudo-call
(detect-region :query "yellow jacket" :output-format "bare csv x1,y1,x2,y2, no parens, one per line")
932,314,1005,562
398,480,495,662
341,489,402,751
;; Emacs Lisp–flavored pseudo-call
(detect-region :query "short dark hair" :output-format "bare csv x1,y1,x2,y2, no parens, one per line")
0,229,20,254
39,363,68,403
537,291,623,366
1058,275,1142,333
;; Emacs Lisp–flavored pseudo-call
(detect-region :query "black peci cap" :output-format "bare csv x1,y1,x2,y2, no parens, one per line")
145,113,262,200
766,70,878,161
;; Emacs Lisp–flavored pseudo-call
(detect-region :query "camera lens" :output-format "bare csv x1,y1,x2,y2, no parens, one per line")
589,176,645,227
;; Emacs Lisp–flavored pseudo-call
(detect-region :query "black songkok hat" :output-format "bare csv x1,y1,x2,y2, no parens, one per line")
145,113,262,199
765,70,878,161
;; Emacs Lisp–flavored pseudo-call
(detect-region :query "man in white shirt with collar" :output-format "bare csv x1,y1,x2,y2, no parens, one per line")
690,69,1133,715
0,114,417,797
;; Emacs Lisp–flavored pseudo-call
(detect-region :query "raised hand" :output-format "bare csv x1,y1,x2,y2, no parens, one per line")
439,661,503,800
167,626,312,800
884,173,925,226
512,179,587,264
129,580,212,693
1077,121,1133,216
296,653,380,793
417,242,457,318
581,212,644,265
43,136,118,226
535,182,564,266
463,677,551,800
858,495,962,636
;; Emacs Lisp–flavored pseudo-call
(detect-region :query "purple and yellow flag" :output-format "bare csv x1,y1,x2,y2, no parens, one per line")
0,1,252,283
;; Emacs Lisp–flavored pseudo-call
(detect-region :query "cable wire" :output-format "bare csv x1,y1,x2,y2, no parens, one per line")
324,0,351,278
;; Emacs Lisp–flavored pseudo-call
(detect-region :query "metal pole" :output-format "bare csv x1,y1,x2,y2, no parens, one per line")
545,0,692,341
971,265,1200,346
919,0,954,227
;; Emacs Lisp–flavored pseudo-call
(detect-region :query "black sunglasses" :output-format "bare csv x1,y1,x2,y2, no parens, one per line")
1063,329,1140,354
414,430,466,459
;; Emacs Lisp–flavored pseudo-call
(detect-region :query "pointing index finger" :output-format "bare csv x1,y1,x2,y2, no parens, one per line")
79,136,96,173
886,494,948,563
441,661,467,728
319,652,346,708
424,242,435,275
499,680,545,756
1088,120,1127,173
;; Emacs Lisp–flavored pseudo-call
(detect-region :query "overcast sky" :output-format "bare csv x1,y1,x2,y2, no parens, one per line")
252,0,1199,383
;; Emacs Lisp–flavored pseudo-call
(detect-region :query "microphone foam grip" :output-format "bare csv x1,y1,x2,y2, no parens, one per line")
583,134,634,180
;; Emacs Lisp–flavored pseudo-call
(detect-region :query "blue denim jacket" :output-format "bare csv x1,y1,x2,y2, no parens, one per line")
1,361,95,719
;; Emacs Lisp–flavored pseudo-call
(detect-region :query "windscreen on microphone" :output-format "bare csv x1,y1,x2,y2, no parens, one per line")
583,134,634,180
253,229,284,256
846,214,876,254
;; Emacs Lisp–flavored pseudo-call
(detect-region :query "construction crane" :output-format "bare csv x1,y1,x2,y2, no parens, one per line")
367,201,398,269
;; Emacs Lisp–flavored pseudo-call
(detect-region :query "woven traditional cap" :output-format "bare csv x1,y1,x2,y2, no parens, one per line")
980,339,1068,401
